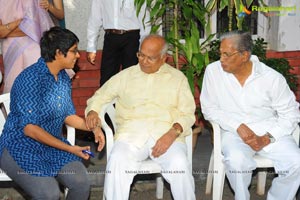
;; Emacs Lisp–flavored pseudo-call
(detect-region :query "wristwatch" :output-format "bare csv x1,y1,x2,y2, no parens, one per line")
172,124,182,137
267,133,275,143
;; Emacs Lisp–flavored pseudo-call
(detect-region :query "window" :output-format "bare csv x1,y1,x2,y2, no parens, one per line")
216,0,258,35
162,0,205,38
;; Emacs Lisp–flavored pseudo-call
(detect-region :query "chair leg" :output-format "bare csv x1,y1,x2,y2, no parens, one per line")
213,164,225,200
64,188,68,199
256,171,267,195
205,151,214,195
156,176,164,199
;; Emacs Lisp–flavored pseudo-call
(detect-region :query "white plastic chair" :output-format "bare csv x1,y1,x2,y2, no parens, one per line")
0,93,11,181
205,121,300,200
0,93,76,198
100,100,193,199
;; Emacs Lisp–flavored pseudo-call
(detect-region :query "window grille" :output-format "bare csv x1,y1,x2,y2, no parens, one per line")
162,0,205,38
217,0,258,35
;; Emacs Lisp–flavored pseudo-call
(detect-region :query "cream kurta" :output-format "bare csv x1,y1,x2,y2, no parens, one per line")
86,63,196,148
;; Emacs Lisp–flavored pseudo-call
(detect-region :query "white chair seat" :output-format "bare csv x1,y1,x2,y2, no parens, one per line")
0,169,12,181
139,160,162,173
205,121,299,200
254,155,274,168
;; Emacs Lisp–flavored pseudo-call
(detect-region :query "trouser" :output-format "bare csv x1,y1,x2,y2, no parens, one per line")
103,139,196,200
0,149,90,200
222,132,300,200
100,31,140,86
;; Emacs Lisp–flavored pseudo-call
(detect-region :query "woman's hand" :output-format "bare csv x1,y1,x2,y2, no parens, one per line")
0,18,23,38
39,0,51,11
71,145,93,160
39,0,64,20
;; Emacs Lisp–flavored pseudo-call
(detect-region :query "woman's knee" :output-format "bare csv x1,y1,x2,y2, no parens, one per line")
31,182,60,200
59,161,90,191
70,173,90,191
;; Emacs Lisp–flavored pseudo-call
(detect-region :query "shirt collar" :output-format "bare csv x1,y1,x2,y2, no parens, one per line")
250,55,263,77
136,63,170,75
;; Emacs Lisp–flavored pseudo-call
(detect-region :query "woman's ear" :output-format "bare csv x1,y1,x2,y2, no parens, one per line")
56,49,62,55
55,49,63,60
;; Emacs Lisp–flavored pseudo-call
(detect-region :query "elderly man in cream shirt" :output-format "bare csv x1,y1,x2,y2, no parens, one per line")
85,34,196,200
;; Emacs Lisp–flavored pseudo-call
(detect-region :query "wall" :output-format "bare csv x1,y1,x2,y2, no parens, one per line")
264,0,300,51
266,50,300,100
71,51,101,116
64,0,104,50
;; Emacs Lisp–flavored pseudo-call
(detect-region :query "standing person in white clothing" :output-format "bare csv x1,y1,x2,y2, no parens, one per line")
85,34,196,200
86,0,151,86
200,30,300,200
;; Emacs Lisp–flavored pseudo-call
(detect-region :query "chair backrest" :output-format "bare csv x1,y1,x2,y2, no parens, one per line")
0,93,12,181
0,93,10,135
292,125,300,145
99,100,116,159
99,100,193,167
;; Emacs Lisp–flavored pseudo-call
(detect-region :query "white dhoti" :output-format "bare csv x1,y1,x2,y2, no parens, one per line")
103,138,196,200
222,132,300,200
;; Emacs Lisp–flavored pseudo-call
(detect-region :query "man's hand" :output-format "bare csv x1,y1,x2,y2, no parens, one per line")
237,123,270,151
237,123,256,142
93,126,105,151
86,110,101,130
245,134,270,151
87,52,96,65
151,129,178,158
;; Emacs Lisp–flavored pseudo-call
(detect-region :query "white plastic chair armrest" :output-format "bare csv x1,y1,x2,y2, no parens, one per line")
66,125,76,146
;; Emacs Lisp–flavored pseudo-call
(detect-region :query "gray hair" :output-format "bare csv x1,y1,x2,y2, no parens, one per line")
220,31,253,53
141,34,169,56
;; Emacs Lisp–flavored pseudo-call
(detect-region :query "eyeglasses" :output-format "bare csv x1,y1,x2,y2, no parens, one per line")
219,51,240,58
136,52,161,63
68,48,79,54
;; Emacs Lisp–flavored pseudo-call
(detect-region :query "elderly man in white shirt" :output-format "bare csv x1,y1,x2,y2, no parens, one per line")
86,0,151,86
201,31,300,200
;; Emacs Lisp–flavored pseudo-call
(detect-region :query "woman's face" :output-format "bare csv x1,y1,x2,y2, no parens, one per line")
64,44,80,69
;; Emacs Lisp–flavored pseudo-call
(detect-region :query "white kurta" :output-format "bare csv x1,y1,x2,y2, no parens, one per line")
201,55,300,200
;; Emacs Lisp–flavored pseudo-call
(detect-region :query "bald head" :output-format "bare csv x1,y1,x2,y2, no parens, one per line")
138,34,168,74
141,34,168,56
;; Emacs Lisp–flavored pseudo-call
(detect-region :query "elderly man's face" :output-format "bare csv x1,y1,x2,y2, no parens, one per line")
137,37,166,74
219,38,245,74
